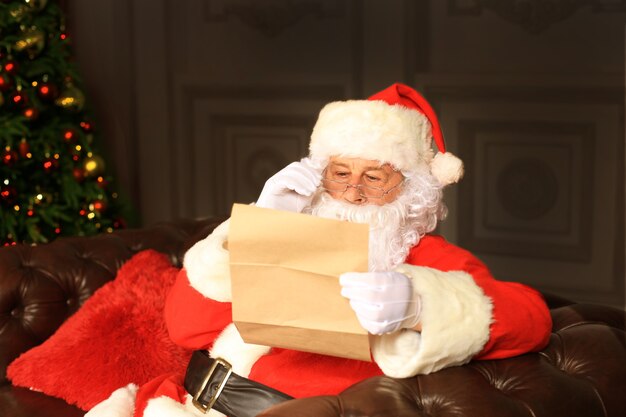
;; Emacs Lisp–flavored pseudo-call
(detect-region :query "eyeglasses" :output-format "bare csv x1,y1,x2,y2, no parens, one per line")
321,177,405,199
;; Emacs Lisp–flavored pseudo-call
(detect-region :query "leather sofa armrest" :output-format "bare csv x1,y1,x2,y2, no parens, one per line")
0,217,225,383
258,303,626,417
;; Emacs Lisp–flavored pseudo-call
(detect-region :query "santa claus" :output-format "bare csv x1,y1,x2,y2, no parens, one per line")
86,83,552,417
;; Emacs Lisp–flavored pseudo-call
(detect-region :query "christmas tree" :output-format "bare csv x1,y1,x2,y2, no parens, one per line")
0,0,128,245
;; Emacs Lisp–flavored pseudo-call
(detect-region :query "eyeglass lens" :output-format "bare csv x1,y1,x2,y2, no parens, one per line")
322,179,391,198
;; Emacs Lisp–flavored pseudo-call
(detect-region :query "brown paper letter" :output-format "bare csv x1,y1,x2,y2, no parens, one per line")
229,203,371,361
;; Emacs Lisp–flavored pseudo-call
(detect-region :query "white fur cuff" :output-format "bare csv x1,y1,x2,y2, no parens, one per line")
84,384,138,417
371,265,492,377
183,219,231,302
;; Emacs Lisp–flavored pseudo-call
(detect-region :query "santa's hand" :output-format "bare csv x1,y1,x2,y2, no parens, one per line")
255,158,322,212
340,271,421,335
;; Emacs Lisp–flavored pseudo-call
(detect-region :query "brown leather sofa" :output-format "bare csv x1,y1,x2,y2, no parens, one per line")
1,219,625,417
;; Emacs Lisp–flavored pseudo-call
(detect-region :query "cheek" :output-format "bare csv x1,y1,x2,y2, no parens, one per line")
379,189,401,205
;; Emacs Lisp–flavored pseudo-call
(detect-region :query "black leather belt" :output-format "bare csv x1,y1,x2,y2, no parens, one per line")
184,350,293,416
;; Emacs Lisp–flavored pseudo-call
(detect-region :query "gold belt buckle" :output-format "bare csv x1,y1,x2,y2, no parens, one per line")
192,357,233,413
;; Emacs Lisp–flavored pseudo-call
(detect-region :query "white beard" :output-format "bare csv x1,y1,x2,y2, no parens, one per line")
306,192,417,272
304,169,446,272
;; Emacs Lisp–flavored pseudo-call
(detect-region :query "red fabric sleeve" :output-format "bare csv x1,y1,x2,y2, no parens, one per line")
163,269,233,350
406,235,552,359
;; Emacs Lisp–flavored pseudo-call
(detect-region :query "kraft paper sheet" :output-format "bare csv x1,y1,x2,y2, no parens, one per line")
229,203,371,361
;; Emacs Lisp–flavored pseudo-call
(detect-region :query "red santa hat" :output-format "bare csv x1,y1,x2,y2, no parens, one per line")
309,83,464,186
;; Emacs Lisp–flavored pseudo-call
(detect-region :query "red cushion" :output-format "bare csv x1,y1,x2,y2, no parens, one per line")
7,250,192,411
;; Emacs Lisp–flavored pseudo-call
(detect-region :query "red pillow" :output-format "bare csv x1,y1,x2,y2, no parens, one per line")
7,250,192,411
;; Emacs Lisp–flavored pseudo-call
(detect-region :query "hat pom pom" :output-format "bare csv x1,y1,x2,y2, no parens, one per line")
431,152,464,186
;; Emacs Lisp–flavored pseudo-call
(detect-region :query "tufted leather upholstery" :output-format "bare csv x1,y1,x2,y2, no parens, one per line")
258,303,626,417
1,219,625,417
0,218,224,417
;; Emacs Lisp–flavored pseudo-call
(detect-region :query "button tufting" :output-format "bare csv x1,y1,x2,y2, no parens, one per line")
11,308,21,318
130,244,144,252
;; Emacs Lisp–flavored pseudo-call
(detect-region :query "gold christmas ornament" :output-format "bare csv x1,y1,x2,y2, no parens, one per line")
83,155,105,177
14,27,46,59
9,3,28,21
24,0,48,11
34,192,52,205
55,84,85,111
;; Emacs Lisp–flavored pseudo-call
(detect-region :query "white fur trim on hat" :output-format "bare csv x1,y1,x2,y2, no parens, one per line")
84,384,138,417
431,151,464,186
183,219,231,302
370,265,492,377
310,100,434,172
210,323,271,377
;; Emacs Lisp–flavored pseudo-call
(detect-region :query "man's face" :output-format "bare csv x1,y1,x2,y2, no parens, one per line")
321,157,404,206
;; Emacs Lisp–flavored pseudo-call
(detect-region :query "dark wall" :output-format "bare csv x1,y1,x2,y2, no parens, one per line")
66,1,625,308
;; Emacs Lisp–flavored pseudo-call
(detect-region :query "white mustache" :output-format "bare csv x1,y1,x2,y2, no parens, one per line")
305,170,446,271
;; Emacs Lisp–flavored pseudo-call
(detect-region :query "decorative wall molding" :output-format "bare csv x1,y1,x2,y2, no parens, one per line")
424,84,624,104
203,0,346,37
175,84,345,217
496,156,560,221
209,115,313,214
447,0,626,33
424,82,624,306
457,120,595,262
406,0,431,75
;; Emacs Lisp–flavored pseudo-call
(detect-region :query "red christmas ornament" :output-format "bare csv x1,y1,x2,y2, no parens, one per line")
23,107,39,120
27,208,35,217
18,139,30,157
3,60,18,75
37,82,58,101
92,200,106,212
0,185,17,204
0,73,11,92
113,218,127,229
54,227,61,234
43,157,59,172
95,176,108,188
79,120,93,132
63,129,77,142
10,91,27,107
2,149,18,166
72,167,85,182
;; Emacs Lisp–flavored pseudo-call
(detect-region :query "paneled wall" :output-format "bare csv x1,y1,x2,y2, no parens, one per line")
418,1,625,307
68,0,625,307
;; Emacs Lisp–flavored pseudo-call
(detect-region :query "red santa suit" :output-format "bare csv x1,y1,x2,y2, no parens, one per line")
86,218,551,417
85,83,552,417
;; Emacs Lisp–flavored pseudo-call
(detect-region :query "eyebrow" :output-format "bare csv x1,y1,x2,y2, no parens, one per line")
330,162,387,172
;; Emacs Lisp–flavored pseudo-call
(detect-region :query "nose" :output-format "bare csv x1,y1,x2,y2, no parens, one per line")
342,184,366,205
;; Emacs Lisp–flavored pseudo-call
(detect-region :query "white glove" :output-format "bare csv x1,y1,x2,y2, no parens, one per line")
255,158,322,213
340,271,421,335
